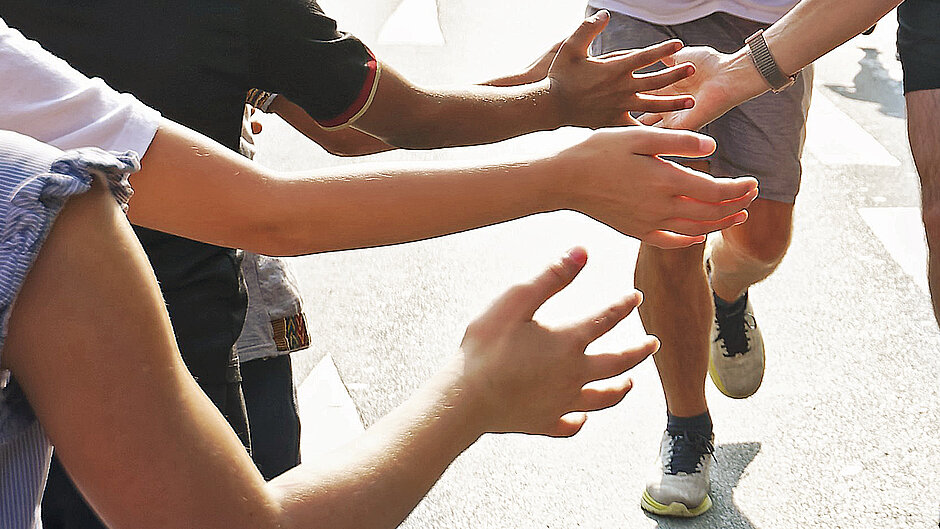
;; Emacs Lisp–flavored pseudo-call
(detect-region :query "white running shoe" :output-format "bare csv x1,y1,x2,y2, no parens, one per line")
641,431,714,517
709,291,765,399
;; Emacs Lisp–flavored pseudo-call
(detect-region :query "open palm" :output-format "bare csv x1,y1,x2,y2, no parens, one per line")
639,46,760,131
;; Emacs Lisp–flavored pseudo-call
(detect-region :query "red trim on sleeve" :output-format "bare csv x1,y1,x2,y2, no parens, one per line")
317,52,379,128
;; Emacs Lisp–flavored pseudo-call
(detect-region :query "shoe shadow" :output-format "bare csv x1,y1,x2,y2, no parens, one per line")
644,441,761,529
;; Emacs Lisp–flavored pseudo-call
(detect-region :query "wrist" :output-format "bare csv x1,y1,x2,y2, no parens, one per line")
538,77,572,129
725,47,774,101
438,353,492,439
531,142,581,215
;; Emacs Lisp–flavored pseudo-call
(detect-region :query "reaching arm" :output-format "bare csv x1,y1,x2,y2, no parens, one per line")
5,183,654,529
268,11,699,154
126,118,759,254
638,0,902,130
347,11,695,148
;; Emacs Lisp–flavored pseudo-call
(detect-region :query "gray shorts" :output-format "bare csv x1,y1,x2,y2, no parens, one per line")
588,6,813,203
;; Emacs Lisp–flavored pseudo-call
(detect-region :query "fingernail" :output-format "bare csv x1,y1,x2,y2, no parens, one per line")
649,336,662,355
684,97,694,109
599,9,610,19
564,246,588,267
699,136,716,152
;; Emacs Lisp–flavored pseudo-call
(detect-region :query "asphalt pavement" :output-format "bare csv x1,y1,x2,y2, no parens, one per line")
252,3,940,527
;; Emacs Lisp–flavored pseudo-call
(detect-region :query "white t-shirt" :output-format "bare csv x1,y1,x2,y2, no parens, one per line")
589,0,798,25
0,18,160,153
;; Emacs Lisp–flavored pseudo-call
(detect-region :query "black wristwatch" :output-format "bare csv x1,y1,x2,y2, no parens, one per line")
745,29,798,92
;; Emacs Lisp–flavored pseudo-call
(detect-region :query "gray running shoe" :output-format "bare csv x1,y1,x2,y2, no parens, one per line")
641,431,715,517
708,291,765,398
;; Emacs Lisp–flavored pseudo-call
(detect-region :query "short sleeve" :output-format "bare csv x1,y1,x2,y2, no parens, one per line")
0,17,160,156
250,0,380,129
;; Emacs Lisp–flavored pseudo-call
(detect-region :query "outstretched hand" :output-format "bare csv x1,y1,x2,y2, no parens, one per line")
458,247,658,437
560,126,759,248
545,10,698,128
637,46,768,131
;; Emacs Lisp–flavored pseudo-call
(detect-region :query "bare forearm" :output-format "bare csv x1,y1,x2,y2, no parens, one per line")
261,159,560,255
649,0,904,131
719,0,903,102
764,0,901,77
129,120,559,256
353,66,564,149
271,359,483,529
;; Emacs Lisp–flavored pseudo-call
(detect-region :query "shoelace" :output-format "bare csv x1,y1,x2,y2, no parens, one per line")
714,296,752,357
665,431,715,475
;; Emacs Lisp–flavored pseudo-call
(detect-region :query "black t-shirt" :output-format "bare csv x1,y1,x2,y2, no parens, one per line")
2,0,376,383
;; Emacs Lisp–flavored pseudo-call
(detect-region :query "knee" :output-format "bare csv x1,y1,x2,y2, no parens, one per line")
720,224,791,270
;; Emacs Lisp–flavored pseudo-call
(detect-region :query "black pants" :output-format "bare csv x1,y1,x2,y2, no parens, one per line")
240,354,302,480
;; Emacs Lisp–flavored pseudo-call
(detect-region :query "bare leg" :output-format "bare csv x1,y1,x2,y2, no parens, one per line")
905,89,940,326
708,199,795,303
636,242,711,417
636,194,794,417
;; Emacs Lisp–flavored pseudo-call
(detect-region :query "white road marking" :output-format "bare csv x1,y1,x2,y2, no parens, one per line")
859,206,929,292
377,0,445,46
296,355,365,458
804,93,901,167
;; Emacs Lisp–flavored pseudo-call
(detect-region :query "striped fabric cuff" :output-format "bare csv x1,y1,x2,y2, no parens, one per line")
246,88,278,112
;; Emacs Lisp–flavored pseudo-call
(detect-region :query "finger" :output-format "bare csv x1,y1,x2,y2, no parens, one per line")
499,247,588,321
633,62,695,92
637,112,664,126
591,49,635,62
548,412,587,437
666,165,760,204
621,39,684,71
572,377,635,412
571,291,642,343
634,93,701,114
584,336,659,383
642,230,706,249
560,10,611,58
657,211,749,237
668,188,759,221
630,95,695,114
627,127,716,158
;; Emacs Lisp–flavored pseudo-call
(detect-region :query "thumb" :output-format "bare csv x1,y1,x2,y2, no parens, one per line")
510,247,589,321
560,10,610,58
624,127,716,158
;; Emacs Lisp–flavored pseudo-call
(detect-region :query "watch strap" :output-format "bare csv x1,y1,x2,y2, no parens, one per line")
745,29,797,92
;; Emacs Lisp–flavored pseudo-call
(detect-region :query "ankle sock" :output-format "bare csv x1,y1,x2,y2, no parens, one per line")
666,411,713,437
713,290,747,316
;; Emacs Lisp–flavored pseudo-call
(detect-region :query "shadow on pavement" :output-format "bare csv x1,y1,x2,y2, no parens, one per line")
826,47,905,118
644,441,761,529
